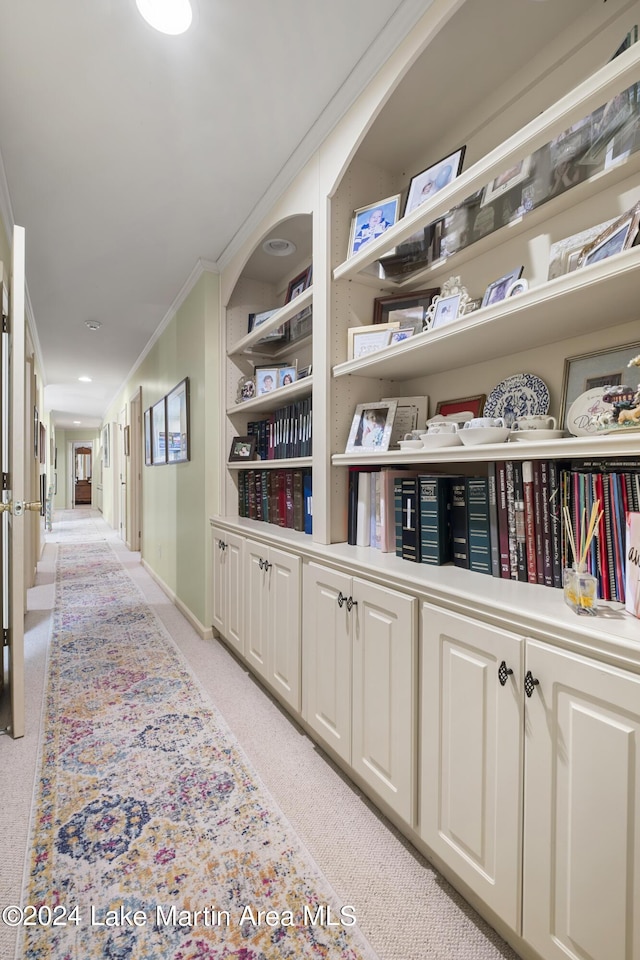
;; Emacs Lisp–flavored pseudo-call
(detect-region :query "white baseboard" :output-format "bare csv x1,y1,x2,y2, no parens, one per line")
141,558,213,641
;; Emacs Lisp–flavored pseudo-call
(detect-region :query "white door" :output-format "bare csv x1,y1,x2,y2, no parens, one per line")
118,408,127,542
523,639,640,960
351,577,416,824
421,603,524,930
267,546,300,711
302,562,352,763
1,227,27,738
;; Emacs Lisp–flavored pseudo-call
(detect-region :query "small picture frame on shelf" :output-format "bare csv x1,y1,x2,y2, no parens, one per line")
382,395,429,448
345,400,398,453
278,365,297,388
404,146,466,216
435,394,486,418
348,194,401,257
236,375,256,403
559,340,640,432
348,322,399,360
255,365,279,395
372,288,440,330
481,266,524,307
248,307,287,343
481,157,532,207
506,278,529,298
430,294,462,330
285,265,312,303
298,364,312,379
229,435,257,463
390,328,415,344
576,203,640,269
547,218,617,280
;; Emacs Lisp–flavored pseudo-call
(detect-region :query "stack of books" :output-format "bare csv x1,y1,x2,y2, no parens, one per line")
238,468,312,534
247,397,312,460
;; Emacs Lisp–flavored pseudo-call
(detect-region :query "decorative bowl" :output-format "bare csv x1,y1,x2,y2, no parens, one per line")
459,426,511,445
419,432,463,448
398,439,424,450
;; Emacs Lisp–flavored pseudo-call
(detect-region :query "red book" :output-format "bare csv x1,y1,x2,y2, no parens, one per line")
522,461,538,585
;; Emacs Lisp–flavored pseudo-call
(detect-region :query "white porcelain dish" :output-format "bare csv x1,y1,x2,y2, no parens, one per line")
484,373,550,425
419,432,463,448
459,426,511,445
509,428,566,442
398,439,424,450
565,387,609,436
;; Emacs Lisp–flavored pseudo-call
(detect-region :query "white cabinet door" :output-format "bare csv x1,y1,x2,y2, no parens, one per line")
523,640,640,960
210,527,244,655
352,577,417,824
421,603,524,931
244,538,270,681
302,562,352,763
267,546,301,711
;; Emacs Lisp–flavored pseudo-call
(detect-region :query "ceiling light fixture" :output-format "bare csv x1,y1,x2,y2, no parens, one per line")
85,320,102,331
73,421,81,425
135,0,193,35
78,376,92,382
262,238,297,257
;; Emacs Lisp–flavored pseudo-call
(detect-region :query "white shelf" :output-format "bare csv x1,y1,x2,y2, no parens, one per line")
227,375,313,416
333,44,640,284
332,247,640,381
228,287,313,357
333,432,640,468
227,457,312,472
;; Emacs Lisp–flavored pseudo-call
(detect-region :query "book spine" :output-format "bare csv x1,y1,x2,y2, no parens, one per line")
394,478,404,557
450,479,469,569
513,461,527,582
293,471,304,531
401,477,420,562
348,469,359,546
487,466,501,578
505,461,518,580
522,461,538,585
495,462,511,579
467,477,492,575
356,472,372,547
548,460,562,587
532,460,545,585
538,460,553,587
303,472,312,535
419,475,452,566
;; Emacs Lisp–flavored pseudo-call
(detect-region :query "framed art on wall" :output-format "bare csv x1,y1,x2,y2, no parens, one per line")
102,423,110,468
166,377,190,463
152,398,167,465
144,408,152,466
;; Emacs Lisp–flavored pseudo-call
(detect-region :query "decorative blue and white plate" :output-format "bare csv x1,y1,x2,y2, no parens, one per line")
484,373,550,426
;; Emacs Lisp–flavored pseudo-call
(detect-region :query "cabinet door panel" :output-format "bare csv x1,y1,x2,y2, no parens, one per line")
268,547,301,711
352,578,416,824
421,603,523,931
302,563,351,763
524,640,640,960
244,539,269,681
224,532,244,654
211,527,226,637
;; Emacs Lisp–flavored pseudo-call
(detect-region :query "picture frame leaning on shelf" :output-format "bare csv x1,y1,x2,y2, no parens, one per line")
345,400,398,454
348,194,401,257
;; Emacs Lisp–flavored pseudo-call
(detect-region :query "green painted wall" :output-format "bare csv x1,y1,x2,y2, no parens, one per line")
103,269,220,631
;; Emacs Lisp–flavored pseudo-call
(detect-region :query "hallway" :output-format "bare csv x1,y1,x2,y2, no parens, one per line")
0,509,519,960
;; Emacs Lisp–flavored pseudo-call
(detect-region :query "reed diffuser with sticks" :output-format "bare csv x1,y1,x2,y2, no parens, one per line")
562,499,602,616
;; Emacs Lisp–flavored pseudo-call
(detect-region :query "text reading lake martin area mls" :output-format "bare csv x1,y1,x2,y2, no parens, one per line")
1,903,357,930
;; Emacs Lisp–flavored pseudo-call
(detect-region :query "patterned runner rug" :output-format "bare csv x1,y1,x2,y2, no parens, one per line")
19,541,377,960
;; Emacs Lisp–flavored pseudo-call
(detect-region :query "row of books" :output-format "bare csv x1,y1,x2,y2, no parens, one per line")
346,460,639,602
247,398,312,461
238,469,312,534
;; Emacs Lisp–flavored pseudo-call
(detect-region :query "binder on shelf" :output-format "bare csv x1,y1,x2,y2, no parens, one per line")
400,477,420,562
487,467,501,578
513,461,527,582
494,462,511,579
303,472,313,535
450,478,469,569
467,477,492,576
418,474,453,566
521,461,538,585
380,468,418,553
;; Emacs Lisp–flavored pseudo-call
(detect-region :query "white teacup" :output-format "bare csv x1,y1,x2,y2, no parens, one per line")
511,415,557,431
463,416,505,430
404,430,425,441
426,420,459,435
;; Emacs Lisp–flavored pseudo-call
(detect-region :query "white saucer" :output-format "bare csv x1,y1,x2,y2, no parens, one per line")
509,428,565,441
419,433,463,448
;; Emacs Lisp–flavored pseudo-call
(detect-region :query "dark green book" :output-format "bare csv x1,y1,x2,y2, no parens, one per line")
450,478,469,569
401,477,420,562
418,474,453,565
467,477,492,575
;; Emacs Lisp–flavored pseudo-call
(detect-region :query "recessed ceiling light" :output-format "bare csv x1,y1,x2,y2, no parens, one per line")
136,0,193,35
73,421,81,425
262,238,297,257
85,320,102,331
78,376,92,382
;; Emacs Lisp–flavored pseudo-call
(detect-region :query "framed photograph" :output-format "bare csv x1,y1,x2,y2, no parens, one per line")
348,194,401,257
144,408,152,466
382,395,429,448
278,365,297,388
236,375,256,403
298,364,312,379
248,307,287,343
481,157,532,207
481,266,524,307
285,265,312,303
348,322,399,361
547,218,617,280
373,288,440,331
152,398,167,465
577,203,640,269
506,278,529,298
123,424,130,457
229,435,257,463
404,146,466,216
390,328,415,344
436,394,486,418
166,377,190,463
430,294,462,330
345,400,398,453
255,365,279,395
102,423,110,468
560,341,640,429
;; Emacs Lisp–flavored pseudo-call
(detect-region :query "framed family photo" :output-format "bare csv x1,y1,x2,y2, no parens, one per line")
404,146,466,216
255,366,279,395
229,435,257,462
348,322,399,360
373,287,439,332
348,195,401,257
278,365,297,388
576,203,640,268
345,400,398,453
482,266,524,307
285,265,312,303
481,157,532,207
430,294,462,330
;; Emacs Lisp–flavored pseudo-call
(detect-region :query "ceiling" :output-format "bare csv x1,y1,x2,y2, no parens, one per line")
0,0,430,428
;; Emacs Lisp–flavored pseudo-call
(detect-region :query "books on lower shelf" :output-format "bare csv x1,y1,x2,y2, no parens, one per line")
238,468,312,533
344,458,640,604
